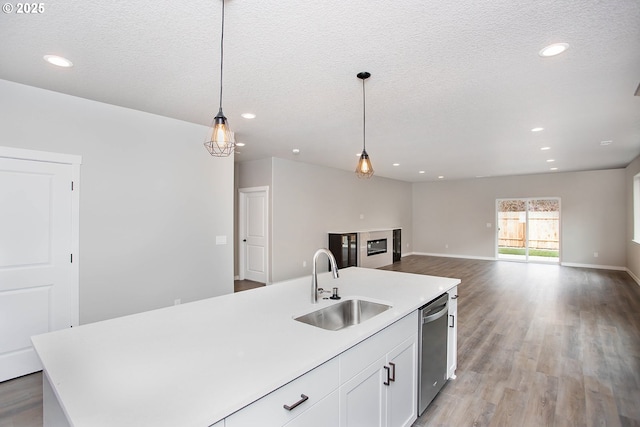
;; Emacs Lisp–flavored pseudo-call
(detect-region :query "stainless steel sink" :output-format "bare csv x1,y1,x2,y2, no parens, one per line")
294,299,392,331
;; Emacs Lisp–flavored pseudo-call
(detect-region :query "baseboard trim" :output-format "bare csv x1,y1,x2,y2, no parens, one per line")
561,262,627,271
412,252,497,261
408,253,633,274
626,268,640,286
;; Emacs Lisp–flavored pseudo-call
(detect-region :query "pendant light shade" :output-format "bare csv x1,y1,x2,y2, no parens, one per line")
356,150,373,177
205,108,234,156
204,0,235,157
356,72,374,178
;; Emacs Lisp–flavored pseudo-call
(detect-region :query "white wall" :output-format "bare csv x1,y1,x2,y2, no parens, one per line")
271,158,412,282
0,79,234,324
412,169,626,268
626,155,640,281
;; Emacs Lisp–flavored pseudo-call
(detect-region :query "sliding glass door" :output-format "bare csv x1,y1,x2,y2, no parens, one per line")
496,198,560,263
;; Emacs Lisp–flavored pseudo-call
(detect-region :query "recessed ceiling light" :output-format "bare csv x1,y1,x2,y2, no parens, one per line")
235,142,245,147
438,176,444,179
540,146,551,151
419,171,425,174
241,113,256,119
531,127,544,132
292,148,300,154
550,167,558,171
393,163,400,167
356,153,362,157
43,55,73,68
546,159,555,163
539,43,569,57
600,140,612,146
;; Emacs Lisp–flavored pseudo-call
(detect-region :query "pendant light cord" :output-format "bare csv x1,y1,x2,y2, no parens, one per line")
362,77,366,151
219,0,225,111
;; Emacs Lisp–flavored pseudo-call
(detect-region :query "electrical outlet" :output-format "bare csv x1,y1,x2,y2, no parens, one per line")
174,299,181,305
593,252,599,258
445,244,449,249
303,260,307,268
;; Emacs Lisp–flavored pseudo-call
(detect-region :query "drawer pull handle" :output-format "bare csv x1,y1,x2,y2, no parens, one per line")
283,394,309,411
389,362,396,382
449,314,455,328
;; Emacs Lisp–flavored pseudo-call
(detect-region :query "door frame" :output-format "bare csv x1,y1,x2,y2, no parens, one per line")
0,146,81,326
238,186,269,284
495,197,561,264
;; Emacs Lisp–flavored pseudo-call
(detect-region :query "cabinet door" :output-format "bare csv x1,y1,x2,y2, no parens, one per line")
340,356,387,427
447,287,458,379
386,335,418,427
283,390,339,427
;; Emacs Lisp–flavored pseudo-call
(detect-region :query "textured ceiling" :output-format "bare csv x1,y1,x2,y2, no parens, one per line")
1,0,639,182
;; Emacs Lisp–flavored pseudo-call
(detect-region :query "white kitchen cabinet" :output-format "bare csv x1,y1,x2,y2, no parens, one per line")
224,310,428,427
225,357,339,427
210,421,223,427
339,312,418,427
447,286,458,379
386,335,418,427
340,355,387,426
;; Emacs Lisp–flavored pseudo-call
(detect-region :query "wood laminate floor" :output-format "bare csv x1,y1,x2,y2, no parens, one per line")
234,279,265,292
2,256,638,426
380,256,640,427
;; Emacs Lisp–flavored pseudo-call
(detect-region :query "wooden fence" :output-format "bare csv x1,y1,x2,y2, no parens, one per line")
498,211,559,250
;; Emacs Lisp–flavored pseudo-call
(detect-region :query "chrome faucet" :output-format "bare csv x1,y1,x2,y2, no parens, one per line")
311,248,339,303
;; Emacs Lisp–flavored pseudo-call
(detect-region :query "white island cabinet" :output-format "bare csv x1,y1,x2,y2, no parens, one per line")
227,312,418,427
32,267,459,427
339,311,418,427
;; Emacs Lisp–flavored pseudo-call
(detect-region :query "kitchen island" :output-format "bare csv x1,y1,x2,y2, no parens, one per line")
32,267,460,427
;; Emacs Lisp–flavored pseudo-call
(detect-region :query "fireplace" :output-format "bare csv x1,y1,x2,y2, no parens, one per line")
367,238,387,256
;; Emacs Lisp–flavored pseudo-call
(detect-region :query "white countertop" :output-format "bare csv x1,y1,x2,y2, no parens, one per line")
32,267,459,427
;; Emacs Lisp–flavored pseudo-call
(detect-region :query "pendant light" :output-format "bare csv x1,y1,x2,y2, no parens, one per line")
356,72,374,178
204,0,235,157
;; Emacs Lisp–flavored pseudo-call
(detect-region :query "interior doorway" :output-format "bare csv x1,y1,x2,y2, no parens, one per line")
496,198,560,263
238,186,269,284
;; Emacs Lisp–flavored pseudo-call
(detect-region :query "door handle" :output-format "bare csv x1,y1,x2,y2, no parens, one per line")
383,365,390,386
422,304,449,324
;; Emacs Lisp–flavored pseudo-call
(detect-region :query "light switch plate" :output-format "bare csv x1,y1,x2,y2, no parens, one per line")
216,235,227,245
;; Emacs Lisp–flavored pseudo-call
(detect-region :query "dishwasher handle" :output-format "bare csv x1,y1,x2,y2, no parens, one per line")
421,303,448,324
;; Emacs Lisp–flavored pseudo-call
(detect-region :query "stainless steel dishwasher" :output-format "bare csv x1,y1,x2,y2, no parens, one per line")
417,292,449,415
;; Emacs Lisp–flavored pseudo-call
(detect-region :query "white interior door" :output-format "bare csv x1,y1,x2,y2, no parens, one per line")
239,187,268,283
0,151,79,382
